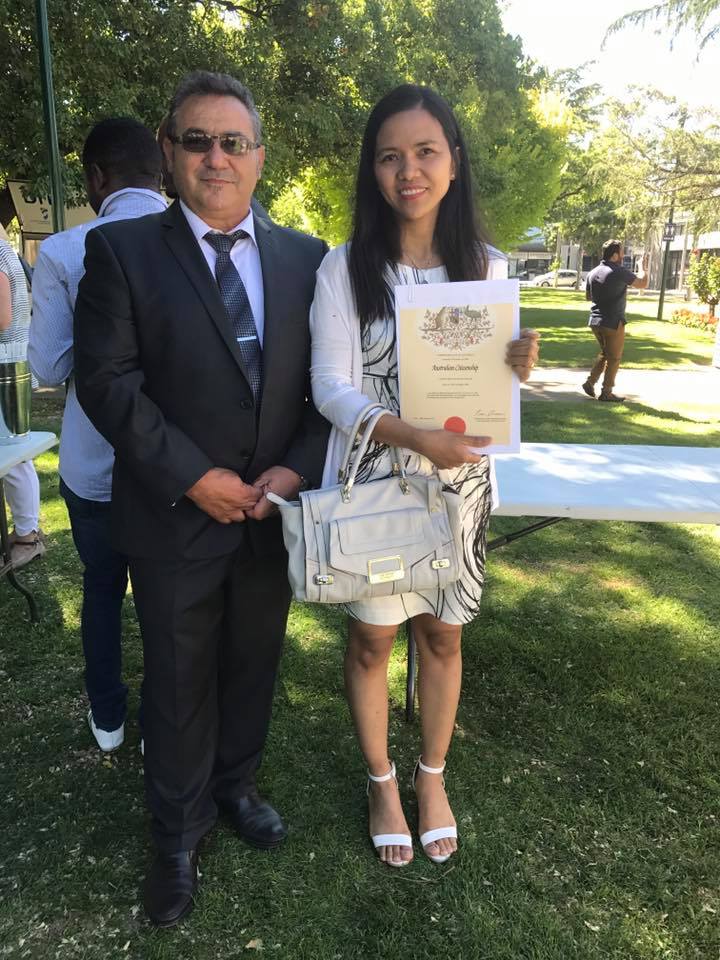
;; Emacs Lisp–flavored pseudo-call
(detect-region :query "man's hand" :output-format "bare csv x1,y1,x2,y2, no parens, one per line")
246,465,303,521
505,328,540,383
185,467,261,524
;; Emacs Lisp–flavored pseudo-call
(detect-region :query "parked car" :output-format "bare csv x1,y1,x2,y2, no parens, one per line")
531,269,584,288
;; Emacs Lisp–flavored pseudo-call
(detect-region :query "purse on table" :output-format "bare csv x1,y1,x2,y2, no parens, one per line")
267,402,464,604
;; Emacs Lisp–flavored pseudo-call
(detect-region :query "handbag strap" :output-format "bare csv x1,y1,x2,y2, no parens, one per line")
337,402,386,479
339,403,409,502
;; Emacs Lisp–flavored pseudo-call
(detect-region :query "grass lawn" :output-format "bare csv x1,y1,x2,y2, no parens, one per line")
1,330,719,958
520,289,716,370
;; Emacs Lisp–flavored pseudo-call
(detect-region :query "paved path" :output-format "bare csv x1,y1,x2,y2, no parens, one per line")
35,365,720,411
523,365,720,410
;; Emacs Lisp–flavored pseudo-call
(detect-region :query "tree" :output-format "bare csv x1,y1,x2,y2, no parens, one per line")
541,68,624,275
0,0,569,249
264,0,571,248
687,252,720,315
588,90,720,241
606,0,720,50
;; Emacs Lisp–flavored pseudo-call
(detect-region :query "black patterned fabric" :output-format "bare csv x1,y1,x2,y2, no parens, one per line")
345,263,492,626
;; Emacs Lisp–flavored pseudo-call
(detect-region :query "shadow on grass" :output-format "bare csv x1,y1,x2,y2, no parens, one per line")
524,318,713,369
2,406,719,956
522,399,720,446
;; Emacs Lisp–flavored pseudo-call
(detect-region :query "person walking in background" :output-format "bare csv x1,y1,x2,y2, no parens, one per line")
74,71,328,926
28,118,166,754
582,239,649,402
0,228,45,569
310,85,539,870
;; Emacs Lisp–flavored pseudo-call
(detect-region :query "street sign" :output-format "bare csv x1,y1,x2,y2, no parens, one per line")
662,222,676,242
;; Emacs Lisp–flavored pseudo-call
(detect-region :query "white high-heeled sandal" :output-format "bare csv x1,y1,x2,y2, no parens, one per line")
367,762,413,868
413,758,458,864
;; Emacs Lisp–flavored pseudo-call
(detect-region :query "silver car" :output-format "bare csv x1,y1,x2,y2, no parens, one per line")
531,269,582,288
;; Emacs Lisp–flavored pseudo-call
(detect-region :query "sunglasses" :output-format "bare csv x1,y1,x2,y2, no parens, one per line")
169,131,262,156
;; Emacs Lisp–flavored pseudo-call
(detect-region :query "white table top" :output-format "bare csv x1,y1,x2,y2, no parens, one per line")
493,444,720,525
0,432,58,478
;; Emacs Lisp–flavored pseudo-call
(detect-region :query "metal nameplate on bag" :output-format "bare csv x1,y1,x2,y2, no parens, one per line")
431,559,451,570
314,574,335,585
367,556,404,584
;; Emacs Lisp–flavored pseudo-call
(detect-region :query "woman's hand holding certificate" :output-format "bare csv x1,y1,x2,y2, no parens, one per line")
414,428,492,469
506,328,540,382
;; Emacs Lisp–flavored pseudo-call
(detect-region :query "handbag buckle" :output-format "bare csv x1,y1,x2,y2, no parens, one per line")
431,559,451,570
367,555,405,584
314,574,335,585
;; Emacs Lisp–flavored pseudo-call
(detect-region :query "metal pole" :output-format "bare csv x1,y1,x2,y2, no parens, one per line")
35,0,65,233
657,200,674,322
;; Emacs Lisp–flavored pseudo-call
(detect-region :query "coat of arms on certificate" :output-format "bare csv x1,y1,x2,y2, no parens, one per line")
395,279,520,454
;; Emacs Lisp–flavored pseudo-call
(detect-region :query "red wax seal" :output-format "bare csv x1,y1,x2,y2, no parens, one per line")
444,416,466,434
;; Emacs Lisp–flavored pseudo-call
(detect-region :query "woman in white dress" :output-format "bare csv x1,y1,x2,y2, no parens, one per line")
309,85,539,868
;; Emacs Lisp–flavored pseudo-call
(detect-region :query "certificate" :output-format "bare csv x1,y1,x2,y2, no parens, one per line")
395,278,520,454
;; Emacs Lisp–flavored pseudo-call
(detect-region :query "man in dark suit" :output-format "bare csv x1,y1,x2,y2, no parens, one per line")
74,71,329,926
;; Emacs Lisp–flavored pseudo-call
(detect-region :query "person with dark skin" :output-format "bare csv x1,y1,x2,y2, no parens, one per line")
29,118,166,752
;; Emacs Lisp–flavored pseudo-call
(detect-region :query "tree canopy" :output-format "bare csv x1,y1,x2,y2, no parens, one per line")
541,68,624,263
0,0,569,248
606,0,720,50
589,89,720,239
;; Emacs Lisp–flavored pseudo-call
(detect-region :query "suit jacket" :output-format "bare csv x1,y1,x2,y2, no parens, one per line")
74,200,329,560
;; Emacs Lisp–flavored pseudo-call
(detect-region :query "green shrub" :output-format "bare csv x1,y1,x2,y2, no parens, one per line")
669,307,718,335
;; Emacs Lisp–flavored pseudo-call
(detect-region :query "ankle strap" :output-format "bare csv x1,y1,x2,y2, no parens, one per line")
367,761,396,783
417,757,446,775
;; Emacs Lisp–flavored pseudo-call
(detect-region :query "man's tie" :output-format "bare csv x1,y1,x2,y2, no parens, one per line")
204,230,263,403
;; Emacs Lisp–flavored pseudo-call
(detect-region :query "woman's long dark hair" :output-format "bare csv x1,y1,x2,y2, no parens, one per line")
348,84,490,329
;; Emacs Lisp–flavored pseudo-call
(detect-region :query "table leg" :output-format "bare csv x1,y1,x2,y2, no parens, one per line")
405,621,417,722
0,478,39,623
487,516,566,552
404,517,569,721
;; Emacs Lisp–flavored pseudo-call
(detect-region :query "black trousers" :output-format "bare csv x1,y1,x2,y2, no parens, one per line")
129,538,291,852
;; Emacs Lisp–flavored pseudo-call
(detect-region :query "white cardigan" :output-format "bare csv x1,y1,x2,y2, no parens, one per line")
309,243,508,504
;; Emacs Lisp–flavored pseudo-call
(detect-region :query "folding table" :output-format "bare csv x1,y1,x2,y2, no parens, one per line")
405,443,720,718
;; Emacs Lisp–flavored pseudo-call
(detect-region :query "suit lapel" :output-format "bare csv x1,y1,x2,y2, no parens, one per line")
161,202,253,387
254,216,285,435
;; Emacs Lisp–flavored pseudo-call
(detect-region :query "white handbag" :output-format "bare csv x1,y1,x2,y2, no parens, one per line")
267,403,464,604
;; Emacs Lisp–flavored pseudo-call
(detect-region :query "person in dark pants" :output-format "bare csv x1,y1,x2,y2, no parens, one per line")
581,239,649,402
74,71,329,927
28,119,166,751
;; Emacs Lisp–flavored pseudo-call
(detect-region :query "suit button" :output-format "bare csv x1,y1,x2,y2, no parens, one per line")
239,450,251,458
240,400,253,410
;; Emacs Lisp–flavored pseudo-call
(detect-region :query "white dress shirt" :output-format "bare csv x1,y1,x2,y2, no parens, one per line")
28,187,167,501
179,201,265,345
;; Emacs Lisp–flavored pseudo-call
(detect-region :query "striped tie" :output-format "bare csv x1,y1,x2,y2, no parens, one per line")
204,230,262,403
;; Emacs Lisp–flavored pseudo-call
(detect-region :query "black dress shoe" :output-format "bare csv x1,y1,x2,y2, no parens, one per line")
143,849,198,927
220,792,287,850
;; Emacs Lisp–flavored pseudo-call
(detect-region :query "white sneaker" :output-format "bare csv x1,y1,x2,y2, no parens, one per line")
87,709,124,753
